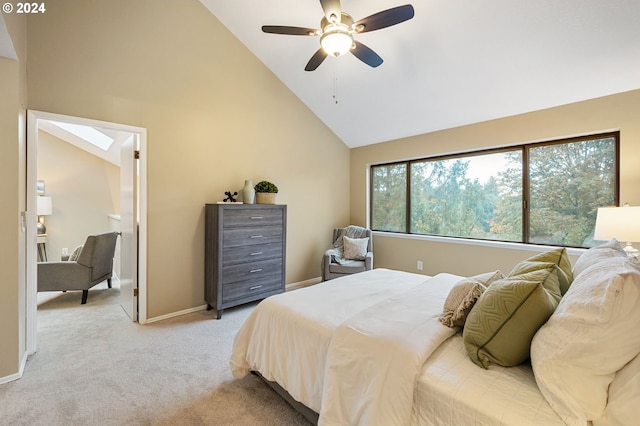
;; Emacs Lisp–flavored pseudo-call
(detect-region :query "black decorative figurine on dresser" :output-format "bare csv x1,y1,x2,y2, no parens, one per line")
205,204,286,319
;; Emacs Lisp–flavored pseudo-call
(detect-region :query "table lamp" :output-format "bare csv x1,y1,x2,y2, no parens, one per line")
594,204,640,257
36,196,52,234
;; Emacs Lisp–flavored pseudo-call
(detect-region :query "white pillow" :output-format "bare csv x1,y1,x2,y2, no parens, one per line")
593,353,640,426
572,238,626,278
342,236,369,260
531,256,640,425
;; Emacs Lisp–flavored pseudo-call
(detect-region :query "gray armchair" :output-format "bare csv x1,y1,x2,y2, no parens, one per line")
38,232,118,304
322,227,373,281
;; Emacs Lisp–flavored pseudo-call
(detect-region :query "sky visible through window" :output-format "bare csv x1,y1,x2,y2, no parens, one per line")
465,152,510,184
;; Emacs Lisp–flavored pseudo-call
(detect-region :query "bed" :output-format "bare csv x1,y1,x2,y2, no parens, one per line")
230,241,640,426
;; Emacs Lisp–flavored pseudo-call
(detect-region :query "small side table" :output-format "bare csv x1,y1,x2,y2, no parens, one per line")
37,234,48,262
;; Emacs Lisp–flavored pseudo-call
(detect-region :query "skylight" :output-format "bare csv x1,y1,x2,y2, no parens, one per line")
49,120,114,151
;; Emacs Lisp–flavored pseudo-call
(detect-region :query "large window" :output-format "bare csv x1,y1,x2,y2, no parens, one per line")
371,163,407,232
370,132,619,248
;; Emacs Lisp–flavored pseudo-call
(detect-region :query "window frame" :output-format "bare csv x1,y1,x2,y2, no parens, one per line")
369,131,620,248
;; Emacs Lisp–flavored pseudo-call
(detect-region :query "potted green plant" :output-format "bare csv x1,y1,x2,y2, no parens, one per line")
254,180,278,204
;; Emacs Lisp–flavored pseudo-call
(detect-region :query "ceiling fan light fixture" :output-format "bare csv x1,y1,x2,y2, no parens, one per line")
261,3,415,71
320,27,353,57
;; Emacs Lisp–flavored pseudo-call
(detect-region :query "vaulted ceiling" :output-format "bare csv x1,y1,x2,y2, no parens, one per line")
200,0,640,148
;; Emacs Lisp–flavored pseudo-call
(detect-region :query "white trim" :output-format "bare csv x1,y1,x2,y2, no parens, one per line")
144,278,323,324
0,351,29,385
286,276,322,291
373,231,587,257
137,130,148,324
144,305,208,324
26,111,39,356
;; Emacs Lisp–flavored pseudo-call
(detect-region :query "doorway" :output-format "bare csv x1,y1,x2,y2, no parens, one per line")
26,110,148,355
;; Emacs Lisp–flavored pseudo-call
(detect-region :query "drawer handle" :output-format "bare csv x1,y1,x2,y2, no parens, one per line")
250,268,263,273
250,252,263,256
250,216,264,220
250,235,263,239
250,285,263,290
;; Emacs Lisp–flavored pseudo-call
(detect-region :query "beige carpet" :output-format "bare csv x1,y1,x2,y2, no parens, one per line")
0,282,310,425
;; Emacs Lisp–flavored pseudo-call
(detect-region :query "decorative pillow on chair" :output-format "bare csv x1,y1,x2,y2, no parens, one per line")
463,261,562,369
68,245,83,262
531,256,640,425
440,270,504,328
342,236,369,260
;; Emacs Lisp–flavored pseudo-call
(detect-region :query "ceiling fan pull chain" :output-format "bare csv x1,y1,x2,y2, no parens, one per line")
333,71,339,104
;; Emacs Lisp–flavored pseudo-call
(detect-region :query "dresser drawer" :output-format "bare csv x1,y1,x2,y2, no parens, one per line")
222,243,283,266
222,259,283,302
223,226,283,248
223,208,283,228
221,258,282,285
222,277,282,303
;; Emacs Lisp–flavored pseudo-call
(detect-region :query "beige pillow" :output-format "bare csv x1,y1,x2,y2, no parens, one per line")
531,256,640,425
342,236,369,260
439,270,504,328
464,263,562,369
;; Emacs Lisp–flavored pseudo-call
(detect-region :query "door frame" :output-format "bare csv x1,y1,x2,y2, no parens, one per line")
26,110,148,355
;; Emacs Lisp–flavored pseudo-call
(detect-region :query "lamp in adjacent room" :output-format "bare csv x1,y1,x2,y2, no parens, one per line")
36,196,53,235
594,204,640,257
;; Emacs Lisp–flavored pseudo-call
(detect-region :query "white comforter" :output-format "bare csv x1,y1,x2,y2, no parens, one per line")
319,273,460,425
230,268,461,424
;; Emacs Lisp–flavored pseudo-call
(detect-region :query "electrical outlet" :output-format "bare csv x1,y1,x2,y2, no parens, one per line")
417,260,423,271
62,247,68,255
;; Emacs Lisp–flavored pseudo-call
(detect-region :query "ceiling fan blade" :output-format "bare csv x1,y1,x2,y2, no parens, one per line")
351,41,383,68
262,26,318,36
319,0,341,19
305,48,328,71
354,4,415,33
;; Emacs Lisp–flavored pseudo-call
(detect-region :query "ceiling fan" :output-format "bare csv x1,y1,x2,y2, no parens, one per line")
262,1,415,71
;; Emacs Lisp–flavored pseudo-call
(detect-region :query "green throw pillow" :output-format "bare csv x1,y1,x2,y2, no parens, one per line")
514,248,573,295
463,266,562,369
509,260,568,299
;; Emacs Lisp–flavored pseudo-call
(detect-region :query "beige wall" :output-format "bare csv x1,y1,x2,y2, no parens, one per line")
6,0,638,383
27,0,350,319
351,90,640,277
38,130,120,261
0,13,27,379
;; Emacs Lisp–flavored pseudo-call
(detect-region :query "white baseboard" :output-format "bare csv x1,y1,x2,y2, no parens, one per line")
144,277,323,324
0,350,29,385
286,276,322,291
144,304,207,324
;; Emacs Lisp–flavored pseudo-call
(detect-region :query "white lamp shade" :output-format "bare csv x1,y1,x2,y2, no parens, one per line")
320,29,353,57
594,206,640,242
37,196,53,216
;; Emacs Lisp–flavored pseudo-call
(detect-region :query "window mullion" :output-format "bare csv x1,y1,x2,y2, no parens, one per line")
406,162,411,234
522,146,530,243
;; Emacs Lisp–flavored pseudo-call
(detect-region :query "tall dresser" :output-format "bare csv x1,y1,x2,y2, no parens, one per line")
205,204,286,319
